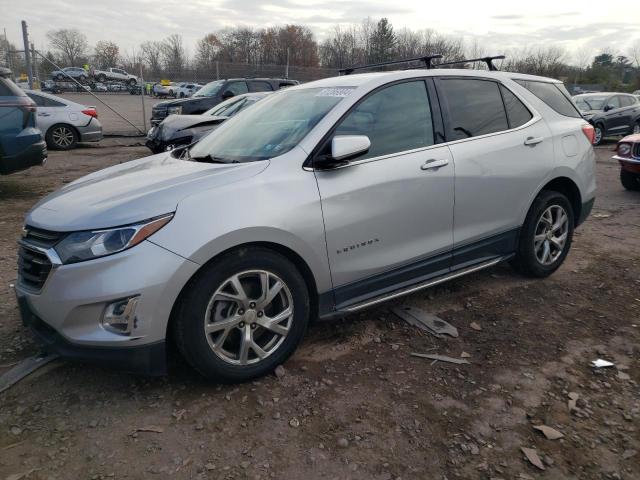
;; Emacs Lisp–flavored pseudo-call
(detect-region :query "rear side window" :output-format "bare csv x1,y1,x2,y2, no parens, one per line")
514,80,581,118
226,82,248,95
439,78,508,140
335,80,434,160
500,85,533,128
251,81,273,92
620,95,635,107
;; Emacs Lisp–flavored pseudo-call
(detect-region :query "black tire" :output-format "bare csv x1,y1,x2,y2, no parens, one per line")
97,74,106,83
174,247,310,383
511,190,574,278
593,123,605,146
179,92,185,98
55,74,63,81
45,124,78,150
79,75,87,82
128,78,137,86
620,169,640,191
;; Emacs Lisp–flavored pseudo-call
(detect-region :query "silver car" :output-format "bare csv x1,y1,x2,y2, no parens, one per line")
25,90,103,149
15,68,596,382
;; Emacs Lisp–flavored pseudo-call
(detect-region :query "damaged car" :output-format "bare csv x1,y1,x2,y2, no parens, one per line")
145,92,270,153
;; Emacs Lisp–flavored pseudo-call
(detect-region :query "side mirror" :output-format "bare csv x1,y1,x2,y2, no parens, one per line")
222,90,234,99
604,104,613,112
331,135,371,160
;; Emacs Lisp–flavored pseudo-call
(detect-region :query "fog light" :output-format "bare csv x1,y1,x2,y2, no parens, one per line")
101,296,140,335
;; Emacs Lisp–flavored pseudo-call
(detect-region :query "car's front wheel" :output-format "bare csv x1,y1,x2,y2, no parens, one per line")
511,191,574,277
620,169,640,191
593,124,605,146
128,78,137,86
174,247,310,383
46,124,78,150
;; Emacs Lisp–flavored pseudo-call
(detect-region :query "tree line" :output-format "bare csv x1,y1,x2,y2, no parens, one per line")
1,17,639,90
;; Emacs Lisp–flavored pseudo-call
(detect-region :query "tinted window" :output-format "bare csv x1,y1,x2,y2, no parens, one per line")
500,85,533,128
619,95,635,107
251,81,273,92
607,96,621,109
335,80,434,159
514,80,581,118
439,78,508,140
226,81,248,95
27,93,46,106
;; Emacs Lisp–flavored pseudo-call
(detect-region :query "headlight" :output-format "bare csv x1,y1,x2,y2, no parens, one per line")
55,214,173,264
167,106,182,115
617,143,632,157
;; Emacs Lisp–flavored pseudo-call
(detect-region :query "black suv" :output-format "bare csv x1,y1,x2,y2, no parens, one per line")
0,68,47,175
150,78,298,125
574,92,640,145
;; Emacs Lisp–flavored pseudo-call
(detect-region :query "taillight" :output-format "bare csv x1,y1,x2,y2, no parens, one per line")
581,124,595,145
82,108,98,118
617,142,632,158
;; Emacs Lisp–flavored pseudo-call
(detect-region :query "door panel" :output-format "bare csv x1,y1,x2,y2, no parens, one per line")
315,146,454,291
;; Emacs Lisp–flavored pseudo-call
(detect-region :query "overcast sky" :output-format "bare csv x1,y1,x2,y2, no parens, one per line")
2,0,639,63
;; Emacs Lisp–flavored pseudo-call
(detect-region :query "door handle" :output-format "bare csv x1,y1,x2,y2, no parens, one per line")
420,158,449,170
524,136,544,146
38,113,51,117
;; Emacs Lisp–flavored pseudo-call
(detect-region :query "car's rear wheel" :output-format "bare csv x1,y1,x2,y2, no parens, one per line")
511,191,574,278
96,74,106,83
128,78,136,86
632,122,640,135
55,73,63,81
620,169,640,191
593,124,605,146
174,247,310,383
46,124,78,150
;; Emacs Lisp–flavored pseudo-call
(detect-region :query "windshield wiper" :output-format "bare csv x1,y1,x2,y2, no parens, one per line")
190,154,238,164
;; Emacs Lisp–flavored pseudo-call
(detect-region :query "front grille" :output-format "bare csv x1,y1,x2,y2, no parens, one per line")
633,143,640,159
152,107,168,120
18,246,53,290
17,226,64,291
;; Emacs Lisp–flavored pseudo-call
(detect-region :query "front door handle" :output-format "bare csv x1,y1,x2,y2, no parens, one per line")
421,158,449,170
524,136,544,146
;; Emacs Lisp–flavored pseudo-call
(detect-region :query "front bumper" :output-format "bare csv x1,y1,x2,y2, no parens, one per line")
613,155,640,174
15,240,199,375
0,139,47,175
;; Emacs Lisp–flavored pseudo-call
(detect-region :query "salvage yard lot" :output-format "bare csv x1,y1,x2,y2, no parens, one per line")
0,142,638,479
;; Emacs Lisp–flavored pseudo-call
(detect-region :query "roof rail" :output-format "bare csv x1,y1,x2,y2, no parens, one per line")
338,55,443,75
435,55,506,71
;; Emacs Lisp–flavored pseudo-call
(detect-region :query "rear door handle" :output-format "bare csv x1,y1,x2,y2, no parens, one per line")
524,136,544,146
421,158,449,170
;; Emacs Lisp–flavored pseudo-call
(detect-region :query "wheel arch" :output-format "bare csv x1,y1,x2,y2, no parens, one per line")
166,241,321,341
537,176,582,227
45,122,79,148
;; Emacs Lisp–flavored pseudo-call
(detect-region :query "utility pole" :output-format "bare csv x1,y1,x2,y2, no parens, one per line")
139,60,147,132
285,47,290,79
21,21,33,89
3,28,13,72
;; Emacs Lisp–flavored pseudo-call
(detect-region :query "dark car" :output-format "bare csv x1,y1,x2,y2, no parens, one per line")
0,68,47,175
150,78,298,125
146,92,271,153
574,92,640,145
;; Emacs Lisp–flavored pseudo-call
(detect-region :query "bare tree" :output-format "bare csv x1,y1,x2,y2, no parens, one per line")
629,40,640,68
140,41,163,76
46,28,88,66
94,40,119,68
161,34,186,74
195,33,222,71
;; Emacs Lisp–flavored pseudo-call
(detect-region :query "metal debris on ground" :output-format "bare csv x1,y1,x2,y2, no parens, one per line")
410,353,470,364
392,306,458,338
0,353,60,394
134,425,164,433
533,425,564,440
520,447,545,470
469,322,482,331
591,359,615,368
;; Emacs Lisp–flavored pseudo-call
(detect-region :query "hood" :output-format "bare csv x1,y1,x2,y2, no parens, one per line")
27,153,269,231
160,114,227,137
621,133,640,143
154,97,200,108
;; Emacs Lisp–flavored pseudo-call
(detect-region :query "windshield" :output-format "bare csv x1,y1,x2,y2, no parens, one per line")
574,96,606,111
205,95,259,117
190,87,349,162
194,80,225,98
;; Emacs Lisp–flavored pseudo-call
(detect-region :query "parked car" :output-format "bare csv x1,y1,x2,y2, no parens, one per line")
92,67,138,85
15,67,595,382
146,92,270,153
573,92,640,145
150,78,298,125
175,82,203,98
0,68,46,174
93,83,108,92
51,67,89,82
107,83,128,92
153,82,177,98
25,90,102,150
613,133,640,190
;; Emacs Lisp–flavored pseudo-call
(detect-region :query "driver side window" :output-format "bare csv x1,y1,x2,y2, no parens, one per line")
606,96,621,110
226,82,248,95
334,80,434,161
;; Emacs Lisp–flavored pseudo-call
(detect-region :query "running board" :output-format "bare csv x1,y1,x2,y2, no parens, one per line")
338,256,509,314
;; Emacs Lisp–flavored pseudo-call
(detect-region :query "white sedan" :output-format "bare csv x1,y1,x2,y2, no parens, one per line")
25,90,103,150
175,82,203,98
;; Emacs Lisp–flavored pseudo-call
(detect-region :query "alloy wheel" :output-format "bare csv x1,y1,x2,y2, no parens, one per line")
534,205,569,266
204,270,294,365
52,126,74,148
594,126,603,145
633,123,640,134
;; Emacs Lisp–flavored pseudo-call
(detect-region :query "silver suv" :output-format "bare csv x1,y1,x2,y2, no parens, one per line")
15,67,596,382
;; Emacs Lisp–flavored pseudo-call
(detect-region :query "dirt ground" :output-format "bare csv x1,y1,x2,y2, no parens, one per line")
0,141,638,480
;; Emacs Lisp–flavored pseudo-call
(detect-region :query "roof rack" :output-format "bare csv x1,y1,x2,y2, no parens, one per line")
435,55,505,71
339,55,443,75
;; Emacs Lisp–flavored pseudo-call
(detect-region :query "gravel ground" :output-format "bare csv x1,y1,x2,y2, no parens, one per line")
0,141,638,480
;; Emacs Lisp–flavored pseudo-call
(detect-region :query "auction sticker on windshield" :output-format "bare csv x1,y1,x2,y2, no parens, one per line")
315,87,356,97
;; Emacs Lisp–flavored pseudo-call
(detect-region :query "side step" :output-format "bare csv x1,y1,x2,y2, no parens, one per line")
338,256,509,314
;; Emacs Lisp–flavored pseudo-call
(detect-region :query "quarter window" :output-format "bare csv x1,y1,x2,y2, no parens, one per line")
334,80,434,160
514,80,581,118
226,82,248,95
251,81,273,92
500,85,533,128
439,78,508,140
